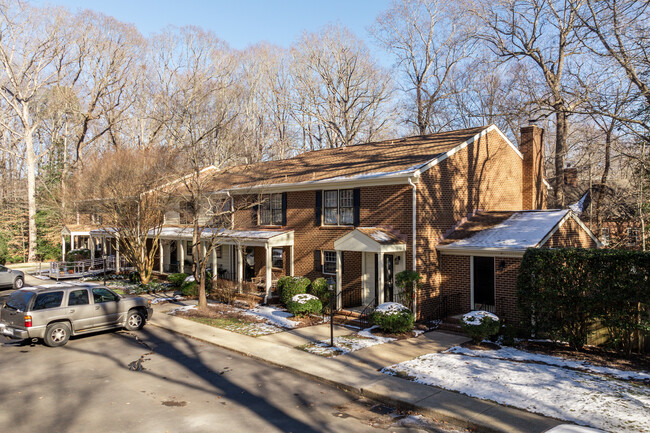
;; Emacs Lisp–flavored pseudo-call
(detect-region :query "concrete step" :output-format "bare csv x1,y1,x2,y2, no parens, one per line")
438,321,465,335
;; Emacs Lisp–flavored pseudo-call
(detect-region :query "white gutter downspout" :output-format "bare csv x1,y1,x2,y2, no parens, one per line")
408,177,417,316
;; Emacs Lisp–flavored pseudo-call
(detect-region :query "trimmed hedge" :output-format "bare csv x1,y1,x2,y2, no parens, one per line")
168,273,189,287
277,276,310,305
287,294,322,316
460,311,500,343
517,248,649,352
371,302,414,334
308,277,330,312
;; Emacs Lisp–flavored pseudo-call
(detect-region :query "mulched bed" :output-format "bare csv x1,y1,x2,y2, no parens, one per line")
460,341,502,351
516,340,650,372
178,303,266,323
367,327,422,340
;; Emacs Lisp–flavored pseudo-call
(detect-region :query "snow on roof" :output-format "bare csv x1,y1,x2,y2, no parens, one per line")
91,226,292,241
438,209,570,251
356,227,406,245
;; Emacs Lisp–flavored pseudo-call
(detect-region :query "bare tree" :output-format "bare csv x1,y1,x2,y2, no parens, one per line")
477,0,585,206
73,147,177,284
291,25,395,149
371,0,476,133
0,3,77,261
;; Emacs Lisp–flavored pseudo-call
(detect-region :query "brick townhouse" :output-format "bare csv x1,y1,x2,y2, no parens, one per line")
64,124,600,324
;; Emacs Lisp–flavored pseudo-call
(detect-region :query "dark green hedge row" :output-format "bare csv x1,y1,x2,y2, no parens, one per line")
517,248,649,353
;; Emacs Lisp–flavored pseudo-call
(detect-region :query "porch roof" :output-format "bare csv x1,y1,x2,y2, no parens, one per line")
437,209,586,254
334,227,406,253
91,226,294,247
61,224,99,235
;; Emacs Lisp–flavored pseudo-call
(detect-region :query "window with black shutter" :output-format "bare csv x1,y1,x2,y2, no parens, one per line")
259,193,284,226
321,189,357,226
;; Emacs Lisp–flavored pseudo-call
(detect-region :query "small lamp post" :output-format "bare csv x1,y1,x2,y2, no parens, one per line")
327,276,335,347
102,255,107,286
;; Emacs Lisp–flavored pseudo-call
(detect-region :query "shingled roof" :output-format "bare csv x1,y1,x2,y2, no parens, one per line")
205,126,490,191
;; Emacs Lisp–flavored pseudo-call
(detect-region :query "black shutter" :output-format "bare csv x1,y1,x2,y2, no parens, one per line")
314,250,322,272
315,190,322,226
340,251,345,275
281,192,287,226
353,188,361,226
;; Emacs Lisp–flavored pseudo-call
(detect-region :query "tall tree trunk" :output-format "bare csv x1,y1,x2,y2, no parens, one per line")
554,109,568,207
23,104,37,263
594,126,612,229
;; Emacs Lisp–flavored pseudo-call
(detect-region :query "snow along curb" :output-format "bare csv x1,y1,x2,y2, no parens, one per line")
150,315,562,433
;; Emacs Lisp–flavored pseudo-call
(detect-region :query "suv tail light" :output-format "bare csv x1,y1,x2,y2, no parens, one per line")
24,315,32,328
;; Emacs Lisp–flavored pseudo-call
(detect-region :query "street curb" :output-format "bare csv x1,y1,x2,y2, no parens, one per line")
150,318,559,433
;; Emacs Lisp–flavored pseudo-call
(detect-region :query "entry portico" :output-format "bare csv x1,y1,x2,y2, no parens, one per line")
334,227,407,311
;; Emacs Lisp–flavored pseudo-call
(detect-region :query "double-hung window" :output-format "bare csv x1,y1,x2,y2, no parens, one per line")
323,251,337,275
600,227,610,245
627,228,639,246
260,193,283,226
323,189,354,225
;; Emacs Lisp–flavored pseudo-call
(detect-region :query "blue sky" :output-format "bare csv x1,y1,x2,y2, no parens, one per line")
36,0,393,62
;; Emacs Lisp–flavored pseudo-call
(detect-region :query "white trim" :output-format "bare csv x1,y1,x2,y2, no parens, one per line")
439,248,525,258
543,178,552,190
414,125,523,178
224,174,415,194
334,229,407,253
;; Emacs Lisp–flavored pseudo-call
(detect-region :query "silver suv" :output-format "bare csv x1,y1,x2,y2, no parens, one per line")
0,284,153,347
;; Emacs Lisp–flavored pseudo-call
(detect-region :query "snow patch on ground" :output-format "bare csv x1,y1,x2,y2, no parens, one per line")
302,326,397,357
242,305,300,329
150,295,185,304
383,347,650,433
167,305,197,315
375,302,409,315
447,346,650,381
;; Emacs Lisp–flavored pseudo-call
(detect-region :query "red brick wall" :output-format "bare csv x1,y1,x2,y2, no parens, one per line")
230,185,413,307
439,254,524,325
544,217,598,249
417,129,526,319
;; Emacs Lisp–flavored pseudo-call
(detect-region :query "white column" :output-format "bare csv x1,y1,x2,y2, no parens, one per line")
101,236,106,256
361,252,366,304
336,250,343,310
265,244,272,301
179,239,185,274
159,240,164,273
378,252,385,304
71,234,75,251
175,241,182,273
90,236,95,262
289,245,294,276
115,239,121,273
211,245,217,275
62,235,66,259
237,245,244,290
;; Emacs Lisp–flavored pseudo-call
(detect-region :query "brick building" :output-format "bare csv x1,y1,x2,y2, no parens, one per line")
70,124,599,324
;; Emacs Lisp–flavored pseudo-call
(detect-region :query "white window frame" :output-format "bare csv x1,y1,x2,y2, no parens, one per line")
271,247,283,269
322,250,337,275
322,189,354,226
627,227,639,246
600,227,610,245
259,193,283,226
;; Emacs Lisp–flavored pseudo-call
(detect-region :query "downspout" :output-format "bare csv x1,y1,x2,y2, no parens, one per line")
408,177,417,316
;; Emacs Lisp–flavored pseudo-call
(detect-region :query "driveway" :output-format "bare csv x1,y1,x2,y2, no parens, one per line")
0,325,469,433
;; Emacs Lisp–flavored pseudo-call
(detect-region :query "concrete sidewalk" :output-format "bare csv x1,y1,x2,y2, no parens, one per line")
149,304,562,433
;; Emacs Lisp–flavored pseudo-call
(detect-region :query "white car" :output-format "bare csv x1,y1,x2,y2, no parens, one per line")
0,265,24,289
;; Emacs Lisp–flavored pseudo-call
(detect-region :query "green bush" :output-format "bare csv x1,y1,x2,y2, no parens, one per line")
66,248,90,262
517,248,649,352
168,273,189,287
287,294,322,316
128,271,141,284
370,302,414,334
460,311,501,343
395,270,421,310
308,277,330,311
181,280,198,297
277,276,310,305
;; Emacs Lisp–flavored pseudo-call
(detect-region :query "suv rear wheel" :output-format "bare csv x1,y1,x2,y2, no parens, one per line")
125,309,145,331
44,322,71,347
13,276,23,289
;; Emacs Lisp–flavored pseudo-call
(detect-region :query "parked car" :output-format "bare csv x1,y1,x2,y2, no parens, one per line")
0,265,24,289
0,284,153,347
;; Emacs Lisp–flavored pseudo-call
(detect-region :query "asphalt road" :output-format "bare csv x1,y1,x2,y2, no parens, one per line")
0,321,468,433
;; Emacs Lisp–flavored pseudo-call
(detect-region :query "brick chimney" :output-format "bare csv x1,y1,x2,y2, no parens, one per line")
520,125,546,210
564,167,578,187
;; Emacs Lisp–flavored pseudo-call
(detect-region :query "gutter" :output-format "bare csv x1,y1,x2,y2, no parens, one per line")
408,177,418,316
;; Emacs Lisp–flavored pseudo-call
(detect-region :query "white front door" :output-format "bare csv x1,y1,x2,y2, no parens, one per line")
362,252,377,306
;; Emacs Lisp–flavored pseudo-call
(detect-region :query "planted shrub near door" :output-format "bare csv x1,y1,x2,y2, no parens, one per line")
277,276,310,305
168,273,189,287
371,302,414,333
461,311,500,343
287,293,322,316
